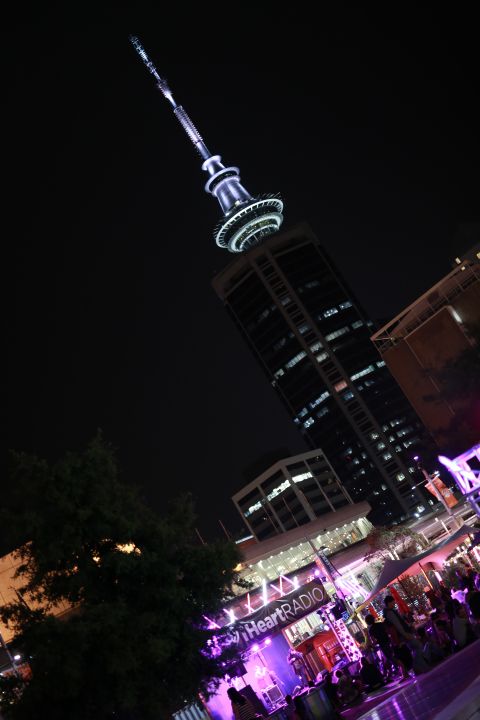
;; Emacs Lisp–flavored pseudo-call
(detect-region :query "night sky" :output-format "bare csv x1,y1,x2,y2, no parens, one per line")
6,10,479,538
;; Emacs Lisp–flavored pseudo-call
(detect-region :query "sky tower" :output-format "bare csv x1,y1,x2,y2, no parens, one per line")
130,37,284,253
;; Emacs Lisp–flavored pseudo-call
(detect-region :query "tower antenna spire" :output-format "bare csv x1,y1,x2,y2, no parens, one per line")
129,36,284,253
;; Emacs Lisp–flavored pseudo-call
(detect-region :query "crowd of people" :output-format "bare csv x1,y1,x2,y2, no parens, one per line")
361,567,480,684
227,565,480,718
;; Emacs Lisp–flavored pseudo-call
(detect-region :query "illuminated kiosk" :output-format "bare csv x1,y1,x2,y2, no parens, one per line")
130,37,283,253
440,444,480,518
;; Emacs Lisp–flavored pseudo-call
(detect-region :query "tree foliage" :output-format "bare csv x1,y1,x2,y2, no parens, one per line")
0,436,244,720
363,525,427,564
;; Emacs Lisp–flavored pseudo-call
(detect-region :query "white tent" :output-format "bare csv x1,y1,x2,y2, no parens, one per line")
362,526,471,604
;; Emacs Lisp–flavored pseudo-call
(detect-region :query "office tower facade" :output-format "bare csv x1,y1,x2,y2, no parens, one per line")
371,260,480,449
214,223,431,524
232,448,353,540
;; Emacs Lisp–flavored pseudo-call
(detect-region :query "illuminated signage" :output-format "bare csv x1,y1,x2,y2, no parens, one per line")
230,580,327,649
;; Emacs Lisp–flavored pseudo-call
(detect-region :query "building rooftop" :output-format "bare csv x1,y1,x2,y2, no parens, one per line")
371,260,479,353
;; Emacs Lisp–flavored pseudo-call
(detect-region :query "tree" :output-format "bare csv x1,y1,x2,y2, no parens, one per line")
0,436,244,720
363,526,427,564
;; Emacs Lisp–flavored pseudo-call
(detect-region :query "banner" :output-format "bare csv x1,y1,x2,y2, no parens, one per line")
317,550,341,579
232,580,328,649
425,477,458,508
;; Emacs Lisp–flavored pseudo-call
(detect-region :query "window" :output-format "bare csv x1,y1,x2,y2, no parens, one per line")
304,280,320,289
274,368,285,379
304,418,315,429
273,337,287,351
396,473,405,482
334,380,347,392
351,365,375,382
397,426,413,438
298,323,310,335
310,391,330,409
369,432,379,440
310,340,323,353
324,307,338,318
281,295,291,306
316,352,328,362
382,452,392,461
352,320,364,329
286,351,306,369
298,407,309,418
376,442,386,451
376,360,386,368
342,390,354,401
325,326,350,342
339,300,352,310
316,406,329,418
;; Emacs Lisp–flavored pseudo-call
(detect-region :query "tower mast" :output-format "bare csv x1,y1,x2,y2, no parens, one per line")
130,37,284,253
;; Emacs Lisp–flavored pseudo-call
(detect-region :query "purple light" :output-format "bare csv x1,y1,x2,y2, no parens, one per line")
314,569,321,578
252,644,260,652
264,638,271,646
413,455,419,461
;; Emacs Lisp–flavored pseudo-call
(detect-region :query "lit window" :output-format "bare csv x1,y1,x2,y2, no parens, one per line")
351,365,375,382
403,439,415,448
298,407,308,418
396,473,405,482
310,340,323,353
285,351,307,369
281,295,291,306
274,368,285,379
352,320,364,329
310,391,330,409
381,484,387,491
325,327,350,342
342,390,354,401
382,452,392,461
304,418,315,428
376,442,386,451
334,380,348,392
292,472,313,482
305,280,320,289
316,352,328,362
339,301,352,310
376,360,386,368
369,432,379,440
317,406,329,418
324,307,338,318
298,323,310,334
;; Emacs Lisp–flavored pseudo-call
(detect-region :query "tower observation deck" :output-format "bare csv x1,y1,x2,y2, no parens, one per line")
130,37,284,253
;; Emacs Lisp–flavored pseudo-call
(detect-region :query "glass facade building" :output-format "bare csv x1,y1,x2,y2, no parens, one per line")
214,223,432,523
233,449,352,540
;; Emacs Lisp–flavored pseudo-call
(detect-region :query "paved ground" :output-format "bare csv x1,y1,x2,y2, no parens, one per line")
341,639,480,720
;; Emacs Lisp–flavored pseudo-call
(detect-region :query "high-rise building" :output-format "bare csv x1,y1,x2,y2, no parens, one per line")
131,47,431,524
371,260,480,449
233,448,353,540
214,224,431,523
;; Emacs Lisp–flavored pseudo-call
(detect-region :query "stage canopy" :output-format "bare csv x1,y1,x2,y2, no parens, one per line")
361,526,471,605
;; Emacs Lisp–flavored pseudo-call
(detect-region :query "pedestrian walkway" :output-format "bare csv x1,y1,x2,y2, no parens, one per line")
343,639,480,720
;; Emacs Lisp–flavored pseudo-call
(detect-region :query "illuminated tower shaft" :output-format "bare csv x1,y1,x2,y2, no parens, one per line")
130,37,283,252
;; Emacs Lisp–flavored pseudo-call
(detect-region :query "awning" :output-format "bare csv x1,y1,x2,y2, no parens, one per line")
360,526,471,607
